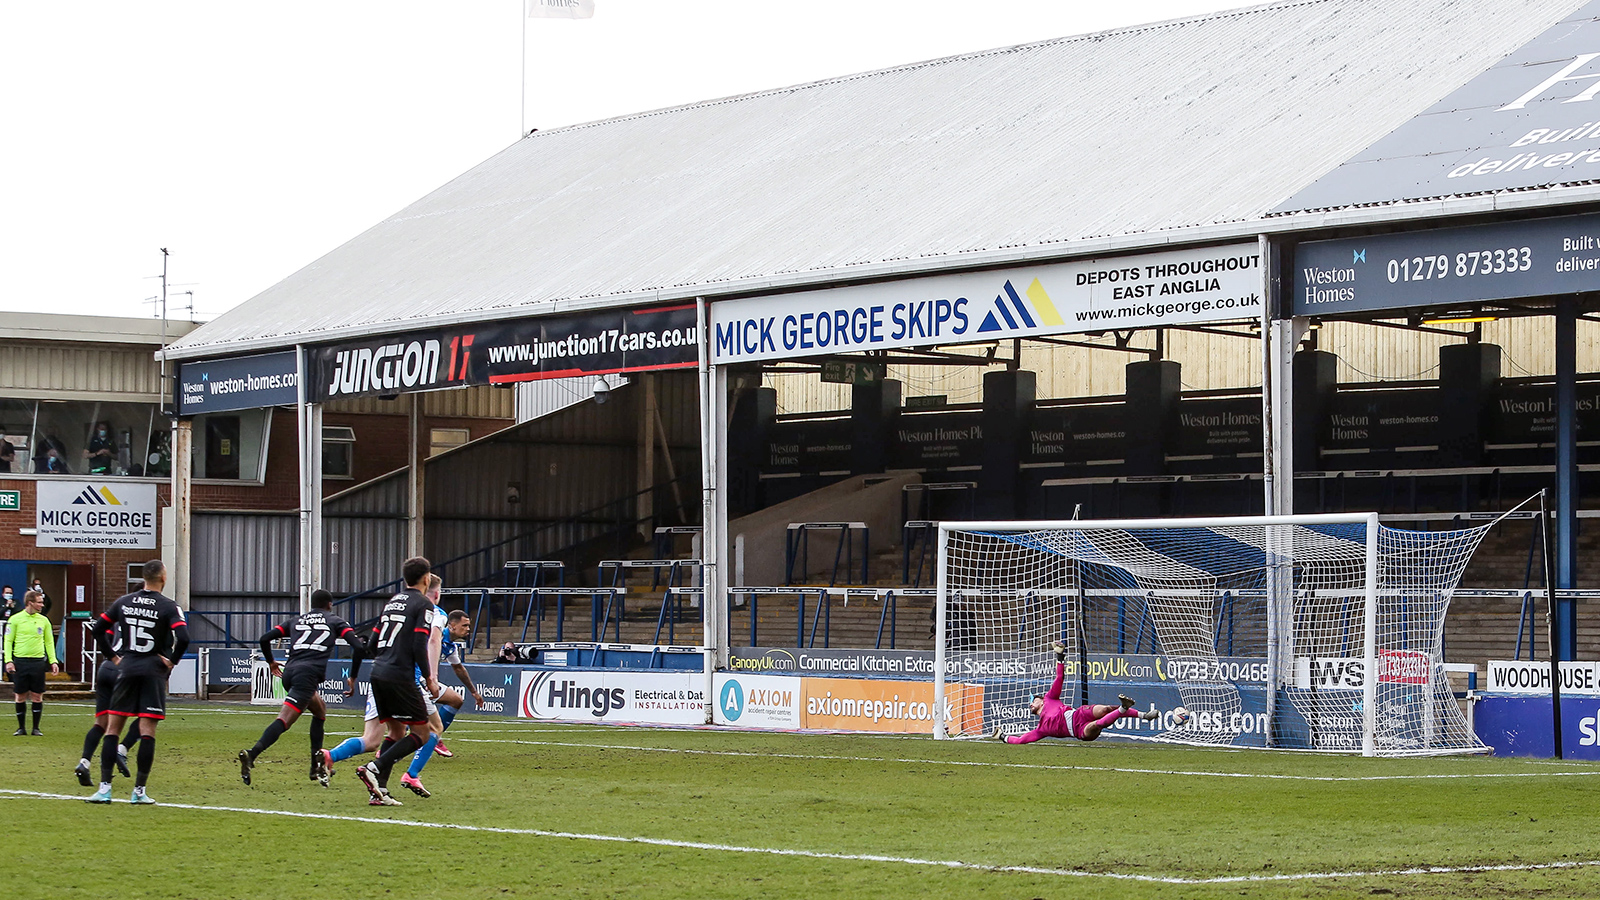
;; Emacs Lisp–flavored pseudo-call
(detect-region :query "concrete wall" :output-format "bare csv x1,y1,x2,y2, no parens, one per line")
729,472,920,586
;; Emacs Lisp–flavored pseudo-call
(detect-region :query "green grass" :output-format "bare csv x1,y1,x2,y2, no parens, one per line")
4,701,1600,899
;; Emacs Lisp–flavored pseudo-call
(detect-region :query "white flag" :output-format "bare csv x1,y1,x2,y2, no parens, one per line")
528,0,594,18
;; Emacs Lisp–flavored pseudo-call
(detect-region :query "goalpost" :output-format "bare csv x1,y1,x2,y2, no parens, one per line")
933,513,1491,757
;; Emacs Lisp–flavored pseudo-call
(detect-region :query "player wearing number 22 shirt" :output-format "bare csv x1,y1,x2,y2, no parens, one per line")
237,589,367,787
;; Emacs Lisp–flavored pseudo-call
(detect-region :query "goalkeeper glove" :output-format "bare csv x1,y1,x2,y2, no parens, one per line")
1051,641,1067,662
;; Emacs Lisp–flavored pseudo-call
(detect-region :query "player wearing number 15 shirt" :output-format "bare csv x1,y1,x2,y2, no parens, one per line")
86,559,187,805
237,589,367,787
93,580,188,722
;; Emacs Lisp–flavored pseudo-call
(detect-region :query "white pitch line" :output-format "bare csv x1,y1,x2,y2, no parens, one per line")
449,736,1600,782
6,788,1596,885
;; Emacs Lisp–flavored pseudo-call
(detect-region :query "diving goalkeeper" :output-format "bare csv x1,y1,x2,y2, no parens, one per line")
994,642,1159,744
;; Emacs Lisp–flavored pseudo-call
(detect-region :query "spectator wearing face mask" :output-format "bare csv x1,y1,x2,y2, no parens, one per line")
85,422,117,475
0,586,15,620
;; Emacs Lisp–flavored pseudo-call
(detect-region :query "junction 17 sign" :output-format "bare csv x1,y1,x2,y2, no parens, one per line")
306,303,698,402
710,243,1261,364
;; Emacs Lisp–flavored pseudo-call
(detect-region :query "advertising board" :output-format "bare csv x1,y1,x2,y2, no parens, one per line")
307,304,698,402
712,243,1261,364
176,351,300,415
1277,3,1600,213
713,673,802,728
517,670,707,725
35,481,157,549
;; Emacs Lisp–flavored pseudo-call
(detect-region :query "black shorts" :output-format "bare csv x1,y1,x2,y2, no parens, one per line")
94,661,121,714
369,677,429,725
280,665,326,713
9,658,48,695
107,671,168,720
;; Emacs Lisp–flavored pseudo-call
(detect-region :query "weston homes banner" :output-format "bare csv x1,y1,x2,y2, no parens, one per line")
1277,1,1600,212
710,243,1262,364
176,351,300,416
306,304,698,402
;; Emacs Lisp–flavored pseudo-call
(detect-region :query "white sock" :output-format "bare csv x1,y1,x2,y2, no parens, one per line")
98,782,111,792
132,786,145,796
79,757,90,767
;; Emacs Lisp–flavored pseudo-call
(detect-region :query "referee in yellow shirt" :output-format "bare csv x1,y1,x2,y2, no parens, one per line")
5,590,59,735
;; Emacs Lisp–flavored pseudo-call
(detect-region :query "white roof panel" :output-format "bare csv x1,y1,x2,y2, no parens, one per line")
166,0,1591,359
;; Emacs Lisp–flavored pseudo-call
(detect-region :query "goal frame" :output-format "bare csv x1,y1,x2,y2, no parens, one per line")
933,513,1383,754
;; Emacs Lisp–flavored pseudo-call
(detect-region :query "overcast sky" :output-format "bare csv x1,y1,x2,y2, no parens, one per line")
0,0,1242,323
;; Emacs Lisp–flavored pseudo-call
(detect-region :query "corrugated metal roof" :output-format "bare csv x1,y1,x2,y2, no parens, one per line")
165,0,1591,361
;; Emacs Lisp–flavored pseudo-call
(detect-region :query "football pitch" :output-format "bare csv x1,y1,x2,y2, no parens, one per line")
3,702,1599,899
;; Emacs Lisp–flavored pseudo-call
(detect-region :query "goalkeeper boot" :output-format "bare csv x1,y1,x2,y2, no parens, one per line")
1118,694,1136,710
1140,708,1160,722
1050,641,1067,662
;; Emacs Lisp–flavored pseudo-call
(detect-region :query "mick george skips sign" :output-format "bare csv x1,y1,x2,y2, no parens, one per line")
306,303,698,402
710,243,1260,364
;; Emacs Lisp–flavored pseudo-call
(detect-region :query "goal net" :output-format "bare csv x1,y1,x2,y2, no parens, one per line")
933,514,1490,756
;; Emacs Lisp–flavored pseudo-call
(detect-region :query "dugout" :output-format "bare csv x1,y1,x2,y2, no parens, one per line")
156,0,1600,696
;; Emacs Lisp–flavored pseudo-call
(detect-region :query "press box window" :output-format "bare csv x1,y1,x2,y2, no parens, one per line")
125,563,144,596
190,409,272,483
322,426,356,479
429,427,469,457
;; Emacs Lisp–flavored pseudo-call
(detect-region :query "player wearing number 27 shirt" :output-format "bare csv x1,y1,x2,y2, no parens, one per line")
237,589,367,787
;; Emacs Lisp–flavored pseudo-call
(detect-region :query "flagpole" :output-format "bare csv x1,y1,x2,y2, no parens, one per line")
520,0,527,138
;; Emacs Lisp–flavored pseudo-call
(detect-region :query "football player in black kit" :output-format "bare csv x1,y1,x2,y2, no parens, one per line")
354,556,437,807
86,559,188,805
73,644,142,785
238,589,366,787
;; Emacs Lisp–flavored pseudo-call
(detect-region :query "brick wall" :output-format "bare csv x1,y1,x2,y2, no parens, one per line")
1,409,511,609
0,477,154,613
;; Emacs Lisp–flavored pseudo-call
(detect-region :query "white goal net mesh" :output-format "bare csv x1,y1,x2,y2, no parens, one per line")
937,516,1489,756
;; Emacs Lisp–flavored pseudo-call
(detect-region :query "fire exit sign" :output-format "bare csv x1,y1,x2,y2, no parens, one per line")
0,491,19,511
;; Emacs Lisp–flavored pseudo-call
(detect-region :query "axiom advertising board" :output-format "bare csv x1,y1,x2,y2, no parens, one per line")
713,673,802,729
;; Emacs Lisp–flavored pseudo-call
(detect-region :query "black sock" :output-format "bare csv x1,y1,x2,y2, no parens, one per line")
31,703,41,730
81,724,105,761
374,733,424,785
249,718,289,760
378,737,395,758
14,703,23,730
100,733,119,783
309,717,325,754
136,735,155,788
